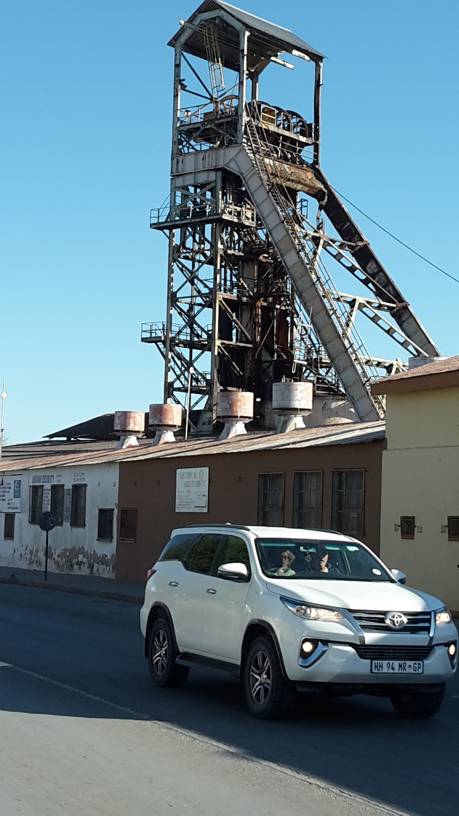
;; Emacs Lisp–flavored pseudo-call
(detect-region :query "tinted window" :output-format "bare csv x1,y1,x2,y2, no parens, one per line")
161,532,198,564
215,535,251,574
186,534,220,575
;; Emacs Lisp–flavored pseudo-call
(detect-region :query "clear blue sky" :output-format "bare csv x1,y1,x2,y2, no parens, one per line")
1,0,458,444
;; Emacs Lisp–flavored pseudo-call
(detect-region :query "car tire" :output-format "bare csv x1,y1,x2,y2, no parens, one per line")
243,635,292,719
390,684,445,719
147,617,190,689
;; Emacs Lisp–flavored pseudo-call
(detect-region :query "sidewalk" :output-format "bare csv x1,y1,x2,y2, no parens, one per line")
0,565,144,604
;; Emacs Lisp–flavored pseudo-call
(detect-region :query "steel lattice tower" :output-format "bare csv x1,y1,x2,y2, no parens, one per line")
142,0,438,430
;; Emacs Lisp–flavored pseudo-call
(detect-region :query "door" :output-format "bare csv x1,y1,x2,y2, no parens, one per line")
173,533,222,653
202,534,252,662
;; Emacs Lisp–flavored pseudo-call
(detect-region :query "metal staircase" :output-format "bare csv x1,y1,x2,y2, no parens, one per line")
221,112,383,421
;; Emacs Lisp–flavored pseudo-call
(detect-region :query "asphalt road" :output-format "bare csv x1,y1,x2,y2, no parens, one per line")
0,585,458,816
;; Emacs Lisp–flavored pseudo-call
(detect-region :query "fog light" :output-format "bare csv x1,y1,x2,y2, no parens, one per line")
301,640,317,655
447,642,457,667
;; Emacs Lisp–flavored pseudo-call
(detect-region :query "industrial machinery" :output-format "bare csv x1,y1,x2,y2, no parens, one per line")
142,0,438,430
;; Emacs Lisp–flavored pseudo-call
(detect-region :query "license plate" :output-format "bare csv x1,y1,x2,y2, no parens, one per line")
371,660,424,674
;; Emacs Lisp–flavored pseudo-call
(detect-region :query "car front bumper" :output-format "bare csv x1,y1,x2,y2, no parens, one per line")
283,638,457,685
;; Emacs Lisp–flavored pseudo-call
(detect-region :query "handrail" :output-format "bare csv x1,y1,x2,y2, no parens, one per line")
243,105,383,396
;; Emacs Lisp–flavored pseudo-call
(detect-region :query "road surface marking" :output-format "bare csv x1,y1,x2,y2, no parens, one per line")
0,659,411,816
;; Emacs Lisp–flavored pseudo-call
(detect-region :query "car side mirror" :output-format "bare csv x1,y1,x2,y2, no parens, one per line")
217,562,249,581
391,568,407,584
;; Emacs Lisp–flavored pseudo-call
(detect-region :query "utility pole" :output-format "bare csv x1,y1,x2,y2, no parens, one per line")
0,382,7,460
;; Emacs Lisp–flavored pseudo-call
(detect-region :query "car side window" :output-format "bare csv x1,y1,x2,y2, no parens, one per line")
185,534,221,575
160,533,198,564
214,535,251,576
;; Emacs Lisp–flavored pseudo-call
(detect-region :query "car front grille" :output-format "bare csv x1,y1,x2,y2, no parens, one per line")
350,610,432,634
354,645,433,661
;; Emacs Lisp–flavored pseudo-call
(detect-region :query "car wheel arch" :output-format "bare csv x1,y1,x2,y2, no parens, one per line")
241,620,287,677
145,603,178,657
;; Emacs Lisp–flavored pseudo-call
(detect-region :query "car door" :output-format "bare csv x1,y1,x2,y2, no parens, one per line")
202,534,252,662
172,533,222,653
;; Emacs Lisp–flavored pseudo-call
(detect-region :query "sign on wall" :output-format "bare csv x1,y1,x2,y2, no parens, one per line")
175,467,209,513
0,475,22,513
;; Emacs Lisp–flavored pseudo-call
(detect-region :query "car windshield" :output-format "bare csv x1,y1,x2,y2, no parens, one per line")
255,538,392,582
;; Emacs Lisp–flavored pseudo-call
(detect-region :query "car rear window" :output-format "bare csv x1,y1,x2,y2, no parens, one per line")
160,533,198,564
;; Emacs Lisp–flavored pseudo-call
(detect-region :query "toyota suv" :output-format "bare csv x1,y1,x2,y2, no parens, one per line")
140,524,457,719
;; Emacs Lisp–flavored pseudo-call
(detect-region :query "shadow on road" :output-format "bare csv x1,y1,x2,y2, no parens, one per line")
1,585,458,816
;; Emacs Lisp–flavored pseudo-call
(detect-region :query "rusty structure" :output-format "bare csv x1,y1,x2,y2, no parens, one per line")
142,0,438,429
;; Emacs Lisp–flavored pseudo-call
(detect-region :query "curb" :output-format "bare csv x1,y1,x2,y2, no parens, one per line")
0,576,143,604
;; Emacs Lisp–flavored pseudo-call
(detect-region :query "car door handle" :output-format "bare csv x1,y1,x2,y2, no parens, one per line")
169,581,179,587
206,588,217,595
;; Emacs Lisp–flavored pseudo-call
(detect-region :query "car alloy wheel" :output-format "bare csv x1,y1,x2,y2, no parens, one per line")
249,649,272,705
147,616,190,689
152,627,169,678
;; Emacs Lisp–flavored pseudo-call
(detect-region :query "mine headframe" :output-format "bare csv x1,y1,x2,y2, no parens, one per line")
143,1,439,428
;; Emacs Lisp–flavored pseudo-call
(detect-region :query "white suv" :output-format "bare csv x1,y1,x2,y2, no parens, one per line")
140,524,457,719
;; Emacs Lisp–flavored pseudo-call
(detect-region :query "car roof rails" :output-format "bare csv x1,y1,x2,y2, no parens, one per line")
179,522,253,531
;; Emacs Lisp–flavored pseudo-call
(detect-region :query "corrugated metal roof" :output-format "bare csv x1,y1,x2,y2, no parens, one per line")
0,421,385,474
168,1,323,63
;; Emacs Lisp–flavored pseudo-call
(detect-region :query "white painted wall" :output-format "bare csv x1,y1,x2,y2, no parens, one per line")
0,463,119,578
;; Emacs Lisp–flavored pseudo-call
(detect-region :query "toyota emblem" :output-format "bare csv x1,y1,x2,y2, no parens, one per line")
385,611,408,629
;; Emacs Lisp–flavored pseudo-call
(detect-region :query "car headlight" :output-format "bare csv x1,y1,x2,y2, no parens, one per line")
435,608,452,625
281,597,343,622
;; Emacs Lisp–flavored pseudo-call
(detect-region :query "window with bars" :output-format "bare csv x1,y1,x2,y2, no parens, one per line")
293,471,322,529
97,508,114,542
331,470,365,537
70,484,87,528
29,485,43,525
257,474,284,526
400,516,416,540
119,508,137,542
447,516,459,541
50,484,65,526
4,513,15,540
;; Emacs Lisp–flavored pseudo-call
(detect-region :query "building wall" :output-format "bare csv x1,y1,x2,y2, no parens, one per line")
0,463,119,577
380,390,459,612
385,387,459,449
117,441,383,582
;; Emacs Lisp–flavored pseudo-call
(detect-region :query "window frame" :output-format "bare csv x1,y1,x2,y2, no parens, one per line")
292,470,323,530
4,513,15,540
447,516,459,542
29,485,43,525
50,484,65,526
70,484,87,528
331,469,365,538
257,472,285,527
119,508,138,543
97,508,114,542
399,515,416,540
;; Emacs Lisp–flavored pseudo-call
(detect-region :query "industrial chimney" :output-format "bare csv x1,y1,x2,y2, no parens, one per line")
114,411,145,449
272,381,313,433
149,403,182,445
217,392,254,441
